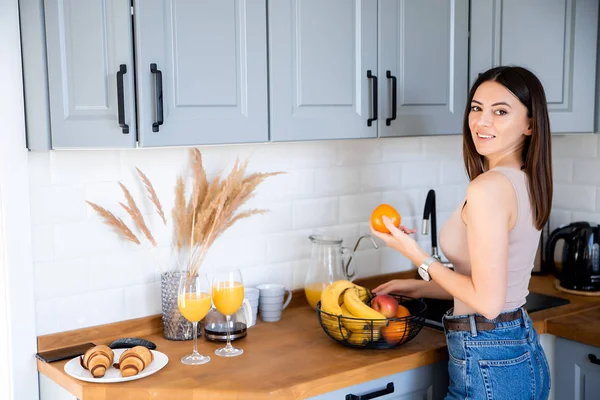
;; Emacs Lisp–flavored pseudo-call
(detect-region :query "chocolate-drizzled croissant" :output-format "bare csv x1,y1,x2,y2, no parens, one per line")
115,346,154,377
80,345,114,378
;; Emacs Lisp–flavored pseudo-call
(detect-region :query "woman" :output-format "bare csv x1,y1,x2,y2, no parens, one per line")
370,66,552,400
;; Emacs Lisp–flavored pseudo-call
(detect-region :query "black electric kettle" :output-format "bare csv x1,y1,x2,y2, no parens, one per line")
545,222,600,292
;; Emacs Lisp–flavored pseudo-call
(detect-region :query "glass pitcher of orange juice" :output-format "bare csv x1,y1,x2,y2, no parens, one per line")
304,234,378,309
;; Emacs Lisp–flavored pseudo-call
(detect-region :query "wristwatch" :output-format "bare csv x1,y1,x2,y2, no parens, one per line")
418,256,438,281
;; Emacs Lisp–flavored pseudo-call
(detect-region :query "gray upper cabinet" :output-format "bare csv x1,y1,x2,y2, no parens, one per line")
378,0,469,137
268,0,378,141
134,0,269,147
470,0,599,133
44,0,136,148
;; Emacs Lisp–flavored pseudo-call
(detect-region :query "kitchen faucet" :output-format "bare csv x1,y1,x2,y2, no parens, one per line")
422,189,439,259
422,189,454,269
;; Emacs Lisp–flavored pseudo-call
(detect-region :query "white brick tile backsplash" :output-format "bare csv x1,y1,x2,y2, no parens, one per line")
314,166,360,196
254,169,314,202
50,150,121,184
54,220,124,259
291,141,338,168
124,282,162,321
553,159,573,183
31,224,54,262
336,139,382,166
422,136,463,160
266,229,313,264
380,247,414,274
440,160,468,185
402,161,440,188
353,248,381,279
28,152,51,186
553,184,597,211
381,137,422,162
552,135,597,158
34,258,89,300
360,164,401,191
30,185,86,224
293,197,338,229
549,209,572,231
338,192,383,224
571,211,600,224
572,160,600,185
382,189,423,218
88,251,156,292
27,135,600,334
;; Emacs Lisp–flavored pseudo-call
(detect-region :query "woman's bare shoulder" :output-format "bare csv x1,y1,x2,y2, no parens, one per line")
466,170,515,205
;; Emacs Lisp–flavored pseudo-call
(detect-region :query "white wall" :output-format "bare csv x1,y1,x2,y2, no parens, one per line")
28,134,600,336
1,0,40,398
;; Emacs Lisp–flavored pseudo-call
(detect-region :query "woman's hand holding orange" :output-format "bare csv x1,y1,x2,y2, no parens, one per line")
369,216,428,267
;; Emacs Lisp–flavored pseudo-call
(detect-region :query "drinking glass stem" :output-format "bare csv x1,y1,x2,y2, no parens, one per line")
225,315,233,350
192,321,199,356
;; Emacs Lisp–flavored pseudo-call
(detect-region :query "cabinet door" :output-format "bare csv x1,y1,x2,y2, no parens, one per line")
269,0,378,141
307,362,448,400
470,0,599,133
555,338,600,400
378,0,469,137
134,0,268,147
44,0,136,148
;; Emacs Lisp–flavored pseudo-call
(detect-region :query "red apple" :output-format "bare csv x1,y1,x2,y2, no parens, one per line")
371,294,398,318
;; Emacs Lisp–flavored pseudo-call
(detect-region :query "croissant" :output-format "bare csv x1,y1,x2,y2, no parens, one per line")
80,345,114,378
115,346,154,377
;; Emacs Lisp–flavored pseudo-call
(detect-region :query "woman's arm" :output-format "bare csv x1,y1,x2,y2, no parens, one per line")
410,173,513,319
419,280,453,300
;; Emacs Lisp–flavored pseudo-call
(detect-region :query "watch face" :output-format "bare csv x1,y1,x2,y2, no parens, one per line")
418,267,431,281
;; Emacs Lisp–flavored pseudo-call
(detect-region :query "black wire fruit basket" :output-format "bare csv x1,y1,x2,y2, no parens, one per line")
316,294,427,349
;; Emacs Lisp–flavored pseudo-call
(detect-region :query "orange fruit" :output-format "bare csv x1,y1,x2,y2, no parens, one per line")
370,204,401,233
395,304,410,318
381,320,409,345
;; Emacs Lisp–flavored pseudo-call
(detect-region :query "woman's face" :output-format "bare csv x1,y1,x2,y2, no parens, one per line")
468,81,532,159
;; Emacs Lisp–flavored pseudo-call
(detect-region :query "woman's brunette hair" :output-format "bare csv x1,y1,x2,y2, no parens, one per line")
463,66,552,230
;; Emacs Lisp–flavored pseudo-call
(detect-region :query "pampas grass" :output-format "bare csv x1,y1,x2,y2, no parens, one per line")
86,148,284,277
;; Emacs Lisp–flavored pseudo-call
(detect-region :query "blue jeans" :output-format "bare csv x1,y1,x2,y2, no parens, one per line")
442,307,550,400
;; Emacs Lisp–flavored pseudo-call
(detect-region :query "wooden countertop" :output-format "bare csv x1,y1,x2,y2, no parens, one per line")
37,273,600,400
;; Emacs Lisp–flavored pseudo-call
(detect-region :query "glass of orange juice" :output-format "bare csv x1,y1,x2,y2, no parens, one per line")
212,269,244,357
178,273,212,365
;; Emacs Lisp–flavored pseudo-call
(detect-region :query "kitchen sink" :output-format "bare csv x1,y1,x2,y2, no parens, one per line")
422,292,570,331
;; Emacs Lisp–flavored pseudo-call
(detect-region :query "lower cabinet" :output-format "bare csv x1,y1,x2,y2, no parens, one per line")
307,362,448,400
555,337,600,400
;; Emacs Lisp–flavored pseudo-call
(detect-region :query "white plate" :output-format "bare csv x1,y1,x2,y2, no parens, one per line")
64,349,168,383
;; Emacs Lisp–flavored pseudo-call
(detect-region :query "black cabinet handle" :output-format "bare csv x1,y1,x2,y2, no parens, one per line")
367,70,378,126
385,70,397,126
346,382,394,400
116,64,129,134
589,354,600,365
150,63,164,132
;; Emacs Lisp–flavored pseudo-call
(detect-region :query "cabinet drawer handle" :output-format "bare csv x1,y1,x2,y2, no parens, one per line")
385,70,397,126
116,64,129,134
589,354,600,365
367,70,378,126
346,382,394,400
150,63,164,132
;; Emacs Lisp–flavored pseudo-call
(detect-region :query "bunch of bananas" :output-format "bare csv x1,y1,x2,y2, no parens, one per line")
318,280,387,347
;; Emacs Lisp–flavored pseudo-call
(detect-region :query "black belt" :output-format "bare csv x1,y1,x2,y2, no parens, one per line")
443,309,524,332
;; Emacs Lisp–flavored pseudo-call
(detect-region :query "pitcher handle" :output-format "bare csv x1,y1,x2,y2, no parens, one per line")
241,298,254,327
342,247,356,281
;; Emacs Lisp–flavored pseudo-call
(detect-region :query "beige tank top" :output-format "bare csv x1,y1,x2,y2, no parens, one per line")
439,166,541,312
